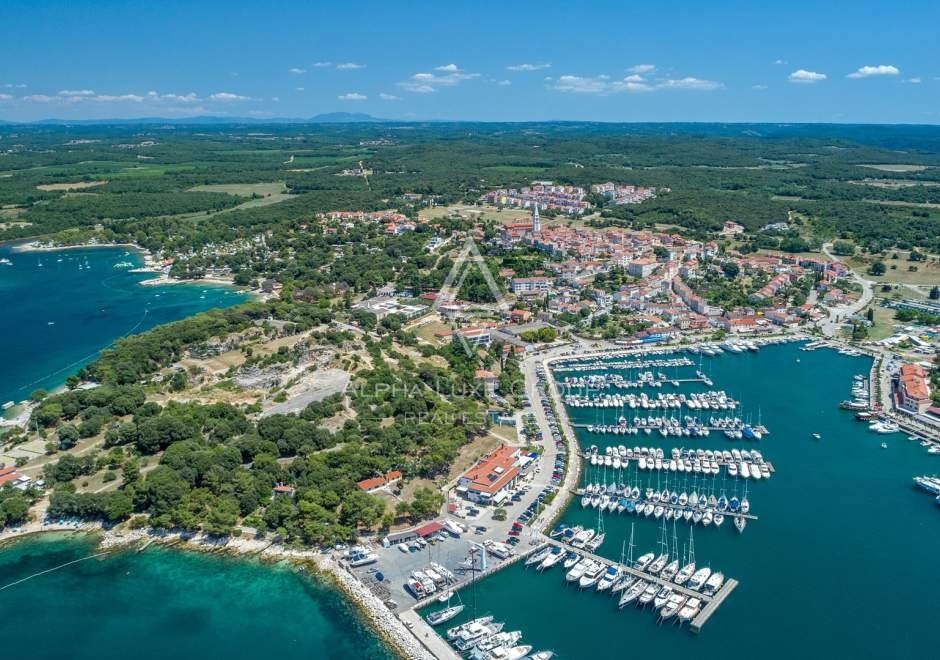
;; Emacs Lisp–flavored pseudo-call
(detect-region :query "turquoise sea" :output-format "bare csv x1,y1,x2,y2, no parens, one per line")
0,535,394,659
0,243,248,406
440,343,940,659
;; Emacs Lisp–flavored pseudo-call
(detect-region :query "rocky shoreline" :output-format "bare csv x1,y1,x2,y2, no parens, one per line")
95,527,435,660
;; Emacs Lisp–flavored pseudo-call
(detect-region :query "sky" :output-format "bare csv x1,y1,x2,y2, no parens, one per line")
1,0,938,123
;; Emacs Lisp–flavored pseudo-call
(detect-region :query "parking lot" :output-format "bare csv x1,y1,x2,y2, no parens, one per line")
344,347,576,613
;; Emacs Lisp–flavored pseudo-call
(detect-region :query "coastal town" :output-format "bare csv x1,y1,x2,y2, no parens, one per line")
3,172,940,659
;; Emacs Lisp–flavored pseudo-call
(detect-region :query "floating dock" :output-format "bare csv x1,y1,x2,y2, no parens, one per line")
690,578,738,633
535,537,737,632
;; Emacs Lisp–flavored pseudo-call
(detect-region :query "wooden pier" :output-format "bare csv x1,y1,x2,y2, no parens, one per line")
690,579,738,633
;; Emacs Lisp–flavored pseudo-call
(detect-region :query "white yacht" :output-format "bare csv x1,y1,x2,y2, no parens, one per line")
674,562,695,585
688,567,712,591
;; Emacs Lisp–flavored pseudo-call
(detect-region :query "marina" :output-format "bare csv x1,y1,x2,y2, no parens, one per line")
425,340,940,659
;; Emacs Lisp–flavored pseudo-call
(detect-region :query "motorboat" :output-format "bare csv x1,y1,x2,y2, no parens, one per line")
578,561,606,589
638,582,659,606
678,597,702,622
704,571,725,595
634,552,655,571
596,565,621,591
688,567,712,591
659,593,686,620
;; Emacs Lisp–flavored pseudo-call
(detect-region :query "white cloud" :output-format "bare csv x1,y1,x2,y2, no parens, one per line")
551,74,655,94
847,64,899,79
752,84,769,90
22,94,56,102
295,87,305,92
774,59,787,65
902,77,922,84
271,97,280,102
338,92,367,101
627,64,656,74
2,83,27,89
94,94,145,102
58,89,96,97
398,67,480,93
551,73,721,94
313,61,333,68
208,92,250,101
336,62,365,70
497,79,512,86
788,69,827,83
435,63,459,72
379,93,401,101
0,93,12,101
506,62,551,72
658,77,724,91
289,67,307,74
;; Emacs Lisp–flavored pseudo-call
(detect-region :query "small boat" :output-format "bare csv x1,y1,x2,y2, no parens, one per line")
638,582,658,606
678,597,702,622
688,567,712,591
427,604,465,626
674,562,695,585
812,433,821,440
881,442,888,449
703,571,725,595
619,580,647,608
659,593,686,620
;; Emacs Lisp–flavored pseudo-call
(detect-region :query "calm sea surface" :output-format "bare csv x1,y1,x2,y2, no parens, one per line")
0,536,394,659
0,243,248,406
438,343,940,659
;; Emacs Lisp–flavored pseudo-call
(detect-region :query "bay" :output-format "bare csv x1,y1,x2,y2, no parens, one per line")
441,343,940,659
0,535,394,659
0,243,248,406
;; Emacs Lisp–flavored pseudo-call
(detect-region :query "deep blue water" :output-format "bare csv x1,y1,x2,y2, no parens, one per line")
0,243,247,405
0,536,393,659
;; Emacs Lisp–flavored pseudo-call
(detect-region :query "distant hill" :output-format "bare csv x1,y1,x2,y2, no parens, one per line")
0,112,385,126
309,112,383,123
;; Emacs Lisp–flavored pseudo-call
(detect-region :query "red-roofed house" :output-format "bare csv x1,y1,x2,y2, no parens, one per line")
457,445,523,504
897,364,931,413
356,470,403,493
272,484,296,498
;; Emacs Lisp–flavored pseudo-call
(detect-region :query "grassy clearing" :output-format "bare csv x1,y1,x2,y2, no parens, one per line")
848,179,940,188
847,253,940,286
446,434,503,481
865,200,940,210
188,182,287,196
36,180,108,192
859,164,930,172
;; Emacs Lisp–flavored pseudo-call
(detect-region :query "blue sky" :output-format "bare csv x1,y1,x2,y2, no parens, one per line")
1,0,938,123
